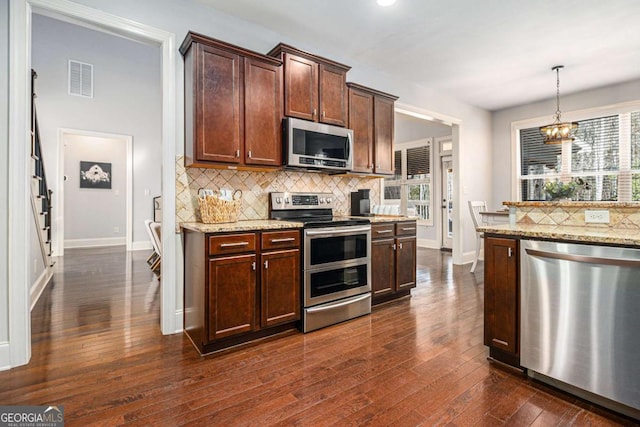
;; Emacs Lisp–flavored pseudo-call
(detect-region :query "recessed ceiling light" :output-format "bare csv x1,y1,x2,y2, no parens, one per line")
377,0,396,6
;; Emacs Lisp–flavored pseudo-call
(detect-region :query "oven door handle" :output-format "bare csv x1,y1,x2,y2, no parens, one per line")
306,293,370,313
305,226,371,236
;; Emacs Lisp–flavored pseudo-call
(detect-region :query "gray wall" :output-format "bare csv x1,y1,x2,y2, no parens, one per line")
31,14,161,250
0,0,9,343
396,113,452,144
63,134,126,243
492,78,640,209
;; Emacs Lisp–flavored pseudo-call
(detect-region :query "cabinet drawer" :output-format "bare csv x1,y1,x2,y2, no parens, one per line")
261,230,300,250
372,223,395,238
395,222,417,236
208,233,257,256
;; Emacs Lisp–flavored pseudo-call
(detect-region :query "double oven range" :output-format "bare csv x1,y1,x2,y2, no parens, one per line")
270,192,371,332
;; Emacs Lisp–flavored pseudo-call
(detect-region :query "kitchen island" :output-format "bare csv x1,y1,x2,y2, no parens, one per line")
477,201,640,420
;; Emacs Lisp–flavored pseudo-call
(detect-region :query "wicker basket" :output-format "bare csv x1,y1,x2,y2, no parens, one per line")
197,195,242,224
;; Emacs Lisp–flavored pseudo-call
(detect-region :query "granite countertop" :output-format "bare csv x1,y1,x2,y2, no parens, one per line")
503,201,640,208
477,223,640,246
181,220,304,233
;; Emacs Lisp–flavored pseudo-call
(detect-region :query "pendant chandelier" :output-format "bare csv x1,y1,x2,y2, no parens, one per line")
539,65,578,144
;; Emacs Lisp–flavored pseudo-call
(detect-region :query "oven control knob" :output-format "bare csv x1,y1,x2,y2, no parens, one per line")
319,197,325,204
326,197,333,204
284,197,290,204
276,197,282,204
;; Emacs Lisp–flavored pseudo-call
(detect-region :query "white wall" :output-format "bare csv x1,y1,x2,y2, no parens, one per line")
492,78,640,208
396,113,451,144
31,14,161,251
63,134,126,245
66,0,493,263
0,0,9,344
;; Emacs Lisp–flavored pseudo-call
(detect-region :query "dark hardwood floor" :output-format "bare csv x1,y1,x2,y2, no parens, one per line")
0,246,635,426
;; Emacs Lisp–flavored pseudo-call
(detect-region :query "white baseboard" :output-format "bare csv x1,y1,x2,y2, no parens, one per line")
417,238,440,249
171,309,183,334
64,237,126,248
462,249,483,265
0,341,9,371
30,267,53,311
131,240,153,251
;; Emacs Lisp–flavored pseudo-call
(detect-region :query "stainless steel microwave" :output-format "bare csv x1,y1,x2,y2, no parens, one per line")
284,117,353,172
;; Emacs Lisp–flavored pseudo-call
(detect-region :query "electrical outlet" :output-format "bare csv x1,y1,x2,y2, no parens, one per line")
114,226,120,233
585,210,609,224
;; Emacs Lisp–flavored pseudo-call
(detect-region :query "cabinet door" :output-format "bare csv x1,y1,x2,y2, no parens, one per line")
319,64,347,126
348,87,374,173
244,58,282,166
208,254,256,342
284,54,317,122
396,236,417,291
196,44,243,164
261,249,300,328
484,237,518,355
371,238,395,297
373,96,395,175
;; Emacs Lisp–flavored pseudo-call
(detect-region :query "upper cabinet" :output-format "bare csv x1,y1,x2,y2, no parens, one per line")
180,32,283,169
347,83,399,175
268,43,350,127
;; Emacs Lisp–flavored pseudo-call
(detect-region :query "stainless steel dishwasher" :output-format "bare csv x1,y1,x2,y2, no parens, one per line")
520,239,640,419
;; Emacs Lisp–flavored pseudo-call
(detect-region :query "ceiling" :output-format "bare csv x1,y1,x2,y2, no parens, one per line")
198,0,640,111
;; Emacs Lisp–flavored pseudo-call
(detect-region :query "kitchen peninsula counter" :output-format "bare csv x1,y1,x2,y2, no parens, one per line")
477,223,640,247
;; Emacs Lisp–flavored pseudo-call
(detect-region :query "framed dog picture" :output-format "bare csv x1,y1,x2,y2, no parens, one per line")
80,161,112,189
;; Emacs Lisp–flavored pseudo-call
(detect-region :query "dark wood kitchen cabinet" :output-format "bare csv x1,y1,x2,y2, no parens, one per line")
180,32,282,169
268,43,351,127
260,230,301,328
484,235,520,367
183,227,301,354
347,83,398,174
371,220,417,305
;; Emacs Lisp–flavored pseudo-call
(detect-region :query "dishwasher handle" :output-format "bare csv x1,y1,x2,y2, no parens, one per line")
525,248,640,268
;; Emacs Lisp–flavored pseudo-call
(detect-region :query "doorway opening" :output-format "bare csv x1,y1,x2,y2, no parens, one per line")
441,154,453,251
57,129,133,256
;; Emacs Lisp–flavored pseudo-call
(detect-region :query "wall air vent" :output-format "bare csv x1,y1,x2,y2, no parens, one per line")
68,60,93,98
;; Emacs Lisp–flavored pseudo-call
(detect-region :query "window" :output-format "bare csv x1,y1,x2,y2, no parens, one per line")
518,110,640,201
383,139,432,222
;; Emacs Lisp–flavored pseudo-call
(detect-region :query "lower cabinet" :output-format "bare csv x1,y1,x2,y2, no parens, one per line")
371,220,417,305
484,235,519,367
184,228,300,354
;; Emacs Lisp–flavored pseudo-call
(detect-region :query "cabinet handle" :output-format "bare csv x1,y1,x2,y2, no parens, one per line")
492,338,509,346
392,243,397,251
235,149,240,158
402,227,416,231
508,247,513,257
322,111,325,118
399,242,403,249
313,108,317,118
251,261,256,271
264,260,269,269
270,237,295,243
376,230,393,234
220,242,249,248
247,150,252,158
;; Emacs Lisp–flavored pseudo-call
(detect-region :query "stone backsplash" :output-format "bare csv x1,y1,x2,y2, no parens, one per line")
176,156,382,226
504,201,640,229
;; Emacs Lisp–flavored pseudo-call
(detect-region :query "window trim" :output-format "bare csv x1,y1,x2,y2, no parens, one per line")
510,100,640,201
382,138,433,225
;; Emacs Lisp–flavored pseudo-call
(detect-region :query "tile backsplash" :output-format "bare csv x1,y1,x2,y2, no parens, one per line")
176,156,382,227
506,202,640,229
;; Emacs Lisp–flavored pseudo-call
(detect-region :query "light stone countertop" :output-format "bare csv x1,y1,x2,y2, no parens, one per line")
477,223,640,247
181,220,304,233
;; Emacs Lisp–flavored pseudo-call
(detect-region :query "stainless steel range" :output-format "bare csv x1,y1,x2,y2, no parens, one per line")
269,192,372,332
